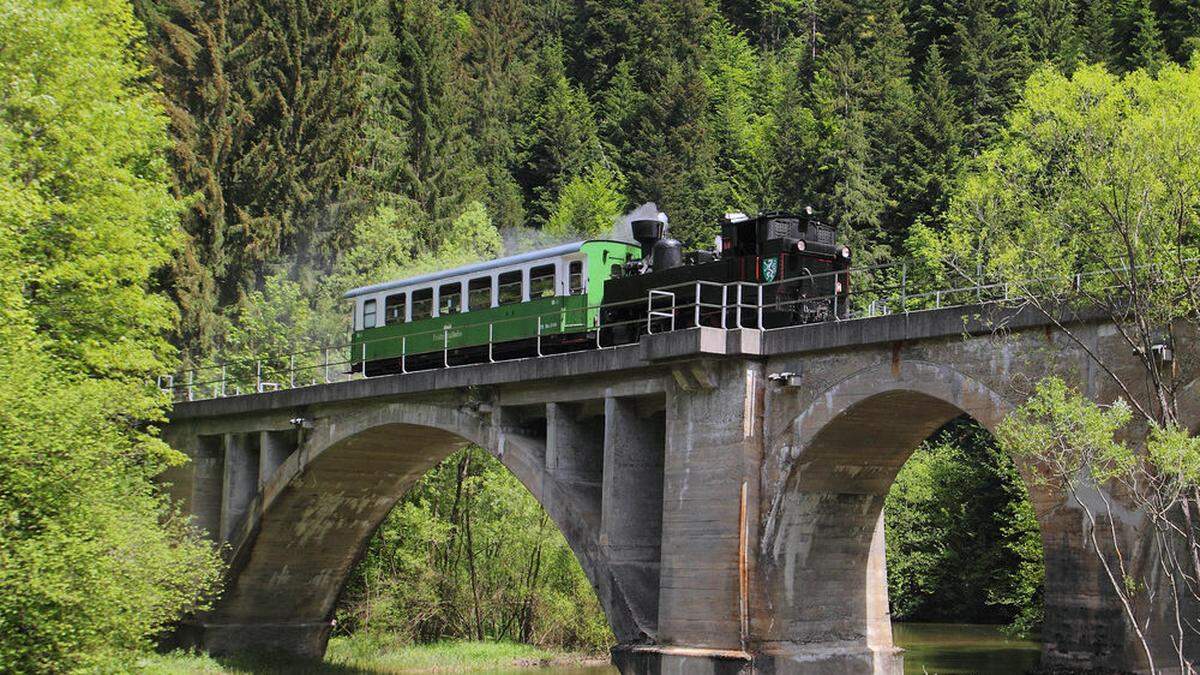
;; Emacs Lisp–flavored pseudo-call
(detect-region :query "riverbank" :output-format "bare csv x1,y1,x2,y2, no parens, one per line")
137,636,611,673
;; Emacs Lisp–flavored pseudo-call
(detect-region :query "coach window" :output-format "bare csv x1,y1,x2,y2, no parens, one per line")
468,277,491,311
411,288,433,320
439,282,462,315
568,261,584,294
362,299,378,329
498,270,522,305
384,293,405,324
530,264,556,298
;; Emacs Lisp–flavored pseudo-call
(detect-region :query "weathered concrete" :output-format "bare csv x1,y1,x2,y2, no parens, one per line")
161,303,1199,673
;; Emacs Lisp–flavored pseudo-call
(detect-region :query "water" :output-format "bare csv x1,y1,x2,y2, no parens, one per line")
894,622,1042,674
546,624,1041,675
403,624,1040,674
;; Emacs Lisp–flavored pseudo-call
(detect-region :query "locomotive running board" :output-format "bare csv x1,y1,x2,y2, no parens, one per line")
639,326,763,362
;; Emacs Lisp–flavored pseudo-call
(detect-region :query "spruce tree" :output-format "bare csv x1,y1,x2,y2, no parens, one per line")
1115,0,1168,71
801,0,917,251
702,19,759,210
1081,0,1116,65
465,0,534,230
629,61,725,244
596,57,644,170
951,0,1031,149
906,45,963,223
1020,0,1082,70
864,0,919,208
576,0,642,90
1156,0,1200,63
809,43,889,240
906,0,960,66
229,0,367,282
518,41,607,225
134,0,241,358
382,0,483,240
621,0,727,243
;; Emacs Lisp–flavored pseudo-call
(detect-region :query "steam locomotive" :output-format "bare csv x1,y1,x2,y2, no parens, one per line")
600,210,852,341
345,209,850,373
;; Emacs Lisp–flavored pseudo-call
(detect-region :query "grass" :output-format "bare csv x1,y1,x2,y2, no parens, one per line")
135,635,601,673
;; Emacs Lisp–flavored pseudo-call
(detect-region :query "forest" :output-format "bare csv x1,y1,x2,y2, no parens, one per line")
2,0,1199,670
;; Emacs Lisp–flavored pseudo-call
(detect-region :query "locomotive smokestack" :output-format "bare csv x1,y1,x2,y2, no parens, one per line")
631,212,669,260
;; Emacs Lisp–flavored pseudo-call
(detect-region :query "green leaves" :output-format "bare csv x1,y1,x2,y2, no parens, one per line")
338,448,612,651
921,60,1200,319
545,164,628,238
0,2,223,670
884,418,1044,632
2,0,181,386
999,377,1134,485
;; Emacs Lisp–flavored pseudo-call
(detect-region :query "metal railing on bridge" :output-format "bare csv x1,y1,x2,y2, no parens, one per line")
158,260,1163,403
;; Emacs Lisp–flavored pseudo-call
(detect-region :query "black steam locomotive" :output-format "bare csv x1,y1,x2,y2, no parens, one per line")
599,210,851,342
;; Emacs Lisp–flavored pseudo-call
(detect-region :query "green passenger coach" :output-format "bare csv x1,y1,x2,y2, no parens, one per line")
345,240,642,374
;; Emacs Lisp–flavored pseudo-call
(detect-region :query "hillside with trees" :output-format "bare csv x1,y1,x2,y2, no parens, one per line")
1,0,1199,669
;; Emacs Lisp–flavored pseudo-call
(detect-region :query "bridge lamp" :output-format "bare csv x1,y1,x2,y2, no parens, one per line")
767,371,803,388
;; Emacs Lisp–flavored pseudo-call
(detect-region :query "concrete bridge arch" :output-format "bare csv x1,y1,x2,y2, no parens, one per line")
758,359,1129,671
173,398,662,658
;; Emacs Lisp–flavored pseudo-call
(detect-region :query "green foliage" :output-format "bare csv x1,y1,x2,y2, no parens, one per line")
544,164,628,237
918,61,1200,315
382,0,482,229
0,1,223,670
0,310,223,672
998,378,1134,483
2,0,180,386
135,0,368,352
1000,377,1200,496
884,418,1044,633
520,41,609,225
337,448,613,652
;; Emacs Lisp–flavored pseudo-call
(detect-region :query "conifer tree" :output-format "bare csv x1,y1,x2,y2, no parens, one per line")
1114,0,1168,71
801,0,917,251
629,61,725,244
134,0,238,357
906,0,959,66
951,0,1031,148
809,43,889,240
1156,0,1200,63
596,58,644,169
1019,0,1081,69
383,0,483,239
576,0,641,90
905,45,963,222
771,46,823,212
519,42,607,224
702,19,759,210
229,0,367,282
466,0,534,230
1081,0,1117,65
619,0,728,243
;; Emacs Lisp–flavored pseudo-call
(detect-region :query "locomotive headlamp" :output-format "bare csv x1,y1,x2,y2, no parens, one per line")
795,240,806,252
840,246,851,258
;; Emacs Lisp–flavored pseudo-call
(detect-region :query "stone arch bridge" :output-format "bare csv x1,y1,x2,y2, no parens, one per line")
162,305,1199,673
